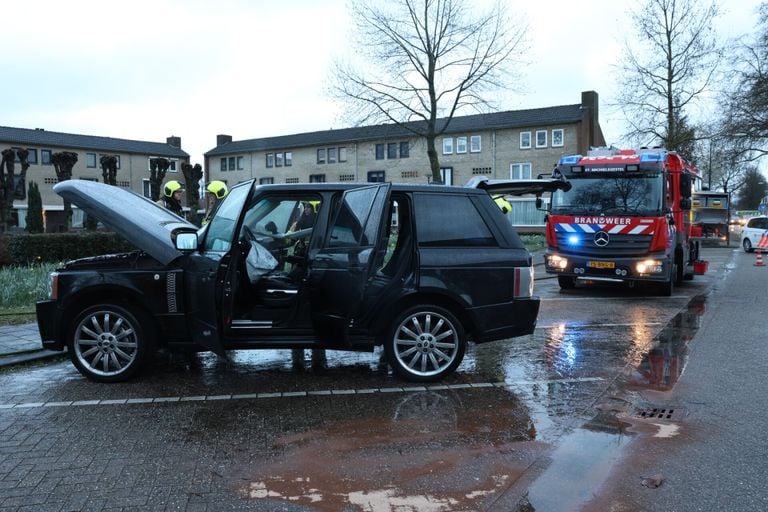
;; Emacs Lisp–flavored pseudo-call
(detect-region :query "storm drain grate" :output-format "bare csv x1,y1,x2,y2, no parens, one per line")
633,407,685,422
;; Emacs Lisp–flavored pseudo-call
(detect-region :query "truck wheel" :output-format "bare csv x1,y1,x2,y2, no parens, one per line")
68,304,155,383
384,305,465,382
558,276,576,289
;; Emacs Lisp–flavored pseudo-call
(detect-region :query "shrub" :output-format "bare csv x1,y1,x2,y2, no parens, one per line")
25,181,44,233
3,232,135,266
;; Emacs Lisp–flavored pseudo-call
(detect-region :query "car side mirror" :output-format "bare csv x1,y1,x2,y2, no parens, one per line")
175,232,198,250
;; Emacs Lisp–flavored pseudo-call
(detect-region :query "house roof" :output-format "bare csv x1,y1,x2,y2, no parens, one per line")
0,126,189,158
205,103,585,156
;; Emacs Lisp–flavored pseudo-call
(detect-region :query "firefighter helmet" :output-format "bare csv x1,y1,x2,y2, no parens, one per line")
206,180,228,200
494,196,512,215
163,180,183,198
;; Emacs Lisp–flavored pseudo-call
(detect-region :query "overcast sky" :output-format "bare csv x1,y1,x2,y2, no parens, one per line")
0,0,763,167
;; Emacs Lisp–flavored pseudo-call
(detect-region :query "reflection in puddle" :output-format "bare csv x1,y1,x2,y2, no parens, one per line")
628,295,706,391
236,390,542,511
525,427,630,510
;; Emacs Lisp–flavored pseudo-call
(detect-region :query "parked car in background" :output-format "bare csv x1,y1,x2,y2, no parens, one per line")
36,178,567,383
740,215,768,252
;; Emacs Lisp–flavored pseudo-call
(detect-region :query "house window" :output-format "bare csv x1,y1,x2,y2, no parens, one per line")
142,179,154,199
470,135,481,153
400,142,409,158
237,156,244,170
221,158,227,171
285,152,293,166
260,177,274,184
387,142,397,159
276,153,283,167
285,177,299,184
86,153,97,168
510,162,532,179
442,138,453,154
266,153,274,168
520,132,531,149
552,129,564,147
25,148,38,164
228,157,235,171
114,155,121,169
375,144,385,160
536,130,547,148
309,174,326,183
338,147,347,162
368,170,385,182
41,149,52,165
328,147,337,164
317,148,326,164
456,136,467,154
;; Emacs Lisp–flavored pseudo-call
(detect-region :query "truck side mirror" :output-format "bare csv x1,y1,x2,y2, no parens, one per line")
680,174,692,198
535,197,543,209
680,198,692,211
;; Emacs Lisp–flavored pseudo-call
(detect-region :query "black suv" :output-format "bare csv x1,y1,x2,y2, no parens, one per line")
37,178,565,383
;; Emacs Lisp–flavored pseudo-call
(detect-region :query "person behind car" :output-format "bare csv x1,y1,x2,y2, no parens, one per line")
157,180,184,217
494,196,512,215
201,180,228,226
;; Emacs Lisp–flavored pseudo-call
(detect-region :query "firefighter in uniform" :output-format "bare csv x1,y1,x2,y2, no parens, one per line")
156,180,185,217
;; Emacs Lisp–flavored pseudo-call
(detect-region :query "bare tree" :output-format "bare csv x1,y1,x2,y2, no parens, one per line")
51,151,78,231
333,0,527,183
100,155,119,185
616,0,722,151
148,158,171,202
722,3,768,164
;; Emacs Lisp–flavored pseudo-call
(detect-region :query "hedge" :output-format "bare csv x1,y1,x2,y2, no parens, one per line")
0,232,136,267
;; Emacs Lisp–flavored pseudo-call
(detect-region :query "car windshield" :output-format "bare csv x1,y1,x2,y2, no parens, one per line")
551,172,664,216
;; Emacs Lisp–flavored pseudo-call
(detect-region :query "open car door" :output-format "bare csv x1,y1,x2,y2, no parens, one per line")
308,183,392,345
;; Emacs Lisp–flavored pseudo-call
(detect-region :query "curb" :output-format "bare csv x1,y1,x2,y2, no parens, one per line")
0,349,67,369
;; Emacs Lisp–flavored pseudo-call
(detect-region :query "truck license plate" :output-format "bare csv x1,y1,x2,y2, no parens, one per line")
587,261,615,269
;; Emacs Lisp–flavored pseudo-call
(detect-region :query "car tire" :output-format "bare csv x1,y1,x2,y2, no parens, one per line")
558,276,576,290
384,305,465,382
68,303,155,383
743,238,753,253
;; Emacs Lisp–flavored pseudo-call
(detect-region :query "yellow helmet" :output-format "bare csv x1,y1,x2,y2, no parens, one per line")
206,180,228,200
494,196,512,215
163,180,183,198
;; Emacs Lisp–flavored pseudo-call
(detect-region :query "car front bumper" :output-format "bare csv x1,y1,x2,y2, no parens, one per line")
36,300,65,351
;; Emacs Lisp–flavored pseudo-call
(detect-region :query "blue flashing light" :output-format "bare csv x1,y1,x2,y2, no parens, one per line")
559,155,582,165
567,234,580,245
640,153,664,162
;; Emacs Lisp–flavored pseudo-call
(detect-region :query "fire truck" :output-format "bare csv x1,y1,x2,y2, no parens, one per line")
543,147,706,295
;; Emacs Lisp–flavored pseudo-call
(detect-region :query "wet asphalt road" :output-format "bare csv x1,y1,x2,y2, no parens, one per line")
0,246,736,511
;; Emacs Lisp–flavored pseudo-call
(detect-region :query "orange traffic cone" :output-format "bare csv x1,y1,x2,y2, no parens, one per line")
756,249,765,267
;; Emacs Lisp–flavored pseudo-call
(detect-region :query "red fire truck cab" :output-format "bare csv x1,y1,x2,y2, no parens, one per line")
544,147,705,295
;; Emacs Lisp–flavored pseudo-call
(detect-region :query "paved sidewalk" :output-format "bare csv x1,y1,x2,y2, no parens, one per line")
0,322,64,367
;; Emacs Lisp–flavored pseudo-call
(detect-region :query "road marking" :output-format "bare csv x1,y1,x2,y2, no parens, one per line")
0,377,604,411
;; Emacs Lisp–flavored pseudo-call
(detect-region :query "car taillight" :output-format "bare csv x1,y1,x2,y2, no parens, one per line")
48,272,59,300
514,266,534,298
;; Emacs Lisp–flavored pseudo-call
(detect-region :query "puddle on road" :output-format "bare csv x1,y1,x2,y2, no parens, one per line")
625,294,706,391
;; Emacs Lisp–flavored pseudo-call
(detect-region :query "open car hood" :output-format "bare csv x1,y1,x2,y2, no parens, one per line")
465,176,572,196
53,180,198,266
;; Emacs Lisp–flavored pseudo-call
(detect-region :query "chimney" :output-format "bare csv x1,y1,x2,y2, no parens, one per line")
166,136,181,148
217,134,233,146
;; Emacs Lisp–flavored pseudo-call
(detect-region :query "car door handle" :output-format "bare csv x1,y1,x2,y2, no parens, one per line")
266,289,298,295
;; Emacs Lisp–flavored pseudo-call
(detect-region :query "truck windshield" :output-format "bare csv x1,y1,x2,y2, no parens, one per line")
551,172,664,215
